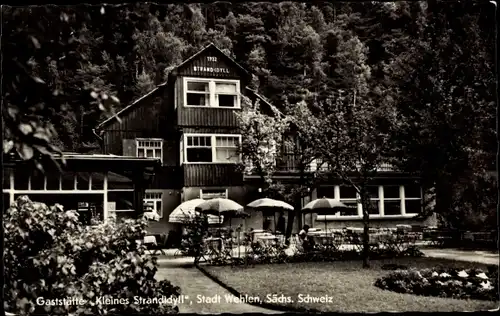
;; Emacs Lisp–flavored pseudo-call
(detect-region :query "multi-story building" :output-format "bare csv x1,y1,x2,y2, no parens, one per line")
94,43,436,236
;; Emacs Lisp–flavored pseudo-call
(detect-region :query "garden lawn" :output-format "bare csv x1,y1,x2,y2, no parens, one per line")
203,257,499,312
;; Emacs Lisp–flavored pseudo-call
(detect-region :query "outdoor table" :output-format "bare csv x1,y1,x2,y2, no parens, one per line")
379,233,415,252
311,235,340,248
251,230,271,242
144,235,157,244
257,235,278,245
136,235,157,246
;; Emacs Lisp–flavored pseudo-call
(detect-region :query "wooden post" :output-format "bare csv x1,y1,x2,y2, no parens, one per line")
103,172,108,222
9,169,15,205
133,172,145,219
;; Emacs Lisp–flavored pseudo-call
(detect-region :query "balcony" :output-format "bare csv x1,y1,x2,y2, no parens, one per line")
245,154,396,176
182,163,243,186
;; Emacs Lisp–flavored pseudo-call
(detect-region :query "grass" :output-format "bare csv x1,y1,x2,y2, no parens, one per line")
203,257,499,313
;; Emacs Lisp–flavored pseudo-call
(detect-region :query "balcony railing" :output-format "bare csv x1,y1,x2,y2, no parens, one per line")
248,154,395,173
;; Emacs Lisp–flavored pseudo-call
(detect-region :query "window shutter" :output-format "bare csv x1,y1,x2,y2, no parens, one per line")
123,139,137,157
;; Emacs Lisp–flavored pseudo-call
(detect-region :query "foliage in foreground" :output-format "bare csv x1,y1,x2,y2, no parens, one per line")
375,267,499,301
4,196,180,315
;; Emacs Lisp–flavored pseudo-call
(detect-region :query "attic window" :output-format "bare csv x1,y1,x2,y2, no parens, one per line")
184,77,240,108
186,81,209,106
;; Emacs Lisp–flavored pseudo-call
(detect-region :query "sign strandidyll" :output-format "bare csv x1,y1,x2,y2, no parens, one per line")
193,56,230,73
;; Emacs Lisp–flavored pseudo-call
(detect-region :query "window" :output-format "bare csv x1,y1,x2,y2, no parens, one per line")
144,192,163,218
317,184,423,219
365,186,380,215
184,78,240,108
309,159,329,172
215,82,238,107
200,188,227,200
338,186,358,216
404,184,422,215
186,81,209,106
317,187,335,199
136,139,163,160
183,134,241,163
383,185,401,215
215,136,239,163
186,136,212,162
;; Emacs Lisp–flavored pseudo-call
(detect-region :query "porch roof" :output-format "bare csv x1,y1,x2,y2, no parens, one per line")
4,152,161,179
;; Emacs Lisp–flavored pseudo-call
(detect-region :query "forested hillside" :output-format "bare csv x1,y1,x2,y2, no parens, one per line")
3,1,495,153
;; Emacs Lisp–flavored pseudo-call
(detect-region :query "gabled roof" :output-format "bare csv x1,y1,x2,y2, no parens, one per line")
95,43,264,131
245,87,284,118
175,42,250,76
95,82,166,130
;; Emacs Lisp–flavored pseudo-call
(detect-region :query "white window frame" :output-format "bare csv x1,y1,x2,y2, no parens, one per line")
182,133,242,164
309,159,330,172
136,138,163,160
183,77,241,109
315,184,423,221
144,191,163,218
200,188,228,200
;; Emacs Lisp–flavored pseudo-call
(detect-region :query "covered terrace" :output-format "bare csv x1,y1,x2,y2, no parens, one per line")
2,153,161,221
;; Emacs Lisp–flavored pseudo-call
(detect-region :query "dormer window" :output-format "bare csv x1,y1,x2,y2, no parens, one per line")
184,77,240,108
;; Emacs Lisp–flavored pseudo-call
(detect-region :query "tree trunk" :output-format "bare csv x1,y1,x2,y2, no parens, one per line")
285,196,300,245
361,196,370,268
435,179,453,228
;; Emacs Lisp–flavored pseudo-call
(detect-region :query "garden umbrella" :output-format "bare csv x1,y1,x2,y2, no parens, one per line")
247,198,293,232
169,199,223,225
302,198,351,232
196,198,249,259
195,198,249,228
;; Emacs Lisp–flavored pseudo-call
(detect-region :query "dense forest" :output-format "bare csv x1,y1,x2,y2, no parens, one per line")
2,1,497,228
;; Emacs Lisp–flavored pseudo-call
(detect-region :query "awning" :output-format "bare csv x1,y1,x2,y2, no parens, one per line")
169,199,223,224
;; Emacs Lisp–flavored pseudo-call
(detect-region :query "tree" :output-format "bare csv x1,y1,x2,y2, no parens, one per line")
236,96,288,190
237,94,321,243
2,5,120,165
383,1,496,225
289,29,392,268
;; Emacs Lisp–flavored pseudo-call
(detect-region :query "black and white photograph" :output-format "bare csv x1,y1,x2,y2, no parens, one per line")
2,1,498,314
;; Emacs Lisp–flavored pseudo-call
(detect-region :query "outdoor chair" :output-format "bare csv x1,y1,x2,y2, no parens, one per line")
294,234,305,253
148,234,167,256
347,232,364,252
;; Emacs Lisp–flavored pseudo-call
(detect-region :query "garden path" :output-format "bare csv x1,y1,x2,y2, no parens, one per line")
421,248,499,265
155,256,282,314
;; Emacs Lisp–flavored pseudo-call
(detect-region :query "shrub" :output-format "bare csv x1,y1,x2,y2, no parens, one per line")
4,196,180,315
178,214,209,261
375,267,499,301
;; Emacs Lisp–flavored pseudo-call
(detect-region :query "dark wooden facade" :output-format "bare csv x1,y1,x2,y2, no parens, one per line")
173,45,247,128
183,164,243,187
97,44,251,189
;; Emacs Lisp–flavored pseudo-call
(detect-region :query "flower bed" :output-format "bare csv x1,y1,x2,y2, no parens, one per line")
202,243,424,266
375,267,499,301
